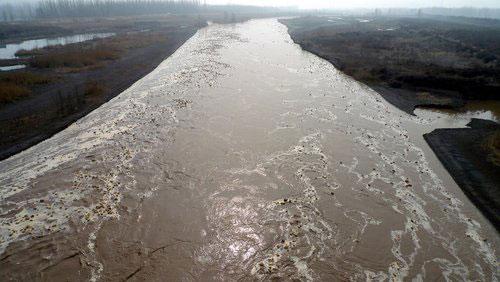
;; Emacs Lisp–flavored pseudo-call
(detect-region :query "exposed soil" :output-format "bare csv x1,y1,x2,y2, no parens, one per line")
372,85,465,115
424,119,500,230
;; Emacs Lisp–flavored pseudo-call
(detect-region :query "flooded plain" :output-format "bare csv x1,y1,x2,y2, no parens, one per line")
0,19,498,281
0,32,115,59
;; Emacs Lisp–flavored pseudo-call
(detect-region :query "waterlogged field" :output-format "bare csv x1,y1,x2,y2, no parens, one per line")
0,33,115,60
0,19,498,281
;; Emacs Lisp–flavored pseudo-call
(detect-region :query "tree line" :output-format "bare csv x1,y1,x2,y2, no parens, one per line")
1,0,203,21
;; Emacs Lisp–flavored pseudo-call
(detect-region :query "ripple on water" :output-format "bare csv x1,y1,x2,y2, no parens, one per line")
0,18,498,281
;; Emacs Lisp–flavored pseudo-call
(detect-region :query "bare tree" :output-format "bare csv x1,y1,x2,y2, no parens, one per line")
0,4,14,22
2,9,8,22
35,0,201,19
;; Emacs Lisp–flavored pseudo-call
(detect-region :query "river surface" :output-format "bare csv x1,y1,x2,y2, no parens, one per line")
0,19,498,281
0,64,26,71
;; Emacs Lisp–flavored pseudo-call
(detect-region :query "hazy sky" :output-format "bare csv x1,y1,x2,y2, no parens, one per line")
207,0,500,9
2,0,500,9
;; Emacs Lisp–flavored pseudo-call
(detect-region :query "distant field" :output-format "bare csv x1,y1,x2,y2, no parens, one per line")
281,16,500,113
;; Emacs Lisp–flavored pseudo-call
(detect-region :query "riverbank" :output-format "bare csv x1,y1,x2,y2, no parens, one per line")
0,14,261,160
424,119,500,230
0,16,201,160
281,16,500,228
280,16,500,115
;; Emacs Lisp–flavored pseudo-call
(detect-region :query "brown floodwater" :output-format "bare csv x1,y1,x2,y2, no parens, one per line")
0,19,498,281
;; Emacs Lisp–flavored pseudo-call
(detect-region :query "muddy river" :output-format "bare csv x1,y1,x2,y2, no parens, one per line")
0,19,498,281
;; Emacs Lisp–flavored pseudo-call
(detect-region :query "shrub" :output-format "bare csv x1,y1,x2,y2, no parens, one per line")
31,48,120,69
84,81,106,98
484,131,500,166
0,72,52,85
15,48,44,57
0,72,52,104
0,83,31,104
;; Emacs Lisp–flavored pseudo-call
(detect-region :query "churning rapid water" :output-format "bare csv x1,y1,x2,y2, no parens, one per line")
0,19,498,281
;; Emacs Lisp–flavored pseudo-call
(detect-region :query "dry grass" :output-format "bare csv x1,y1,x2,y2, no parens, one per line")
0,72,53,104
28,32,167,70
0,83,31,104
1,32,167,105
0,72,52,85
32,48,120,68
282,16,500,100
15,48,45,57
105,32,168,50
484,131,500,166
84,81,106,100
